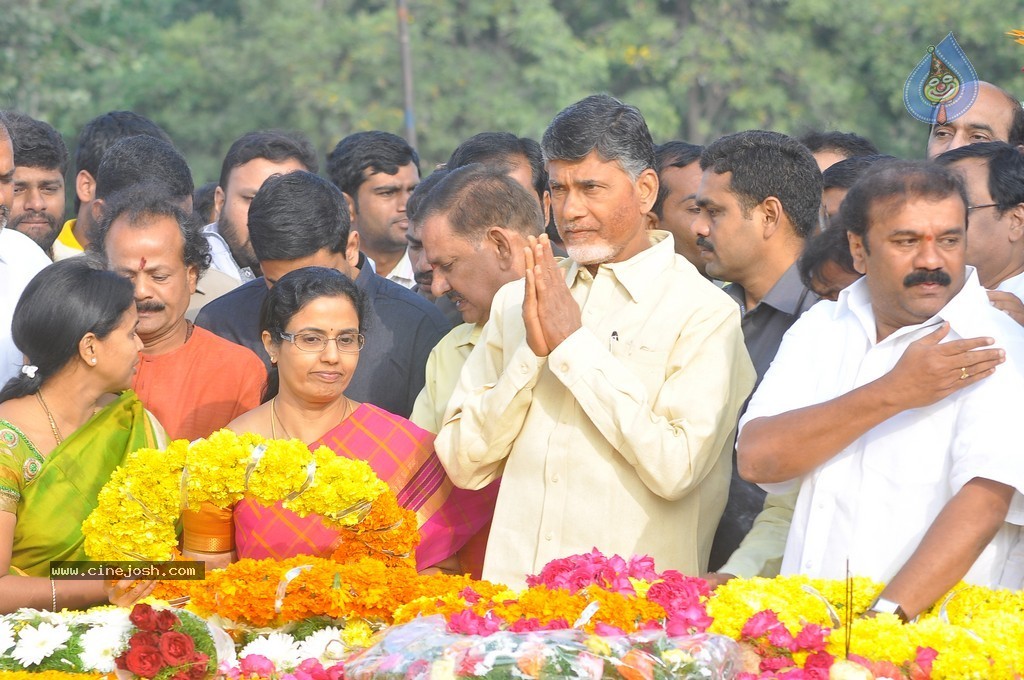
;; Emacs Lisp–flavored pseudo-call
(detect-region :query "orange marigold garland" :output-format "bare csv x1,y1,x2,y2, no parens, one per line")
328,492,419,569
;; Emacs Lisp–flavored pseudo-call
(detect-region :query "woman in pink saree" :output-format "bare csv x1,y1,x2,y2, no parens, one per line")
184,267,493,572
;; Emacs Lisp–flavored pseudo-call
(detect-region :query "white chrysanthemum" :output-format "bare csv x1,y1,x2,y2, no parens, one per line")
10,609,63,625
0,620,16,655
75,606,131,631
78,625,131,673
240,632,301,671
295,627,347,665
11,622,73,667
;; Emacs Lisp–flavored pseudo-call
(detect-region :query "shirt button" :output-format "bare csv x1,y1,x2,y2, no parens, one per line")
545,532,553,541
519,364,529,374
560,363,569,373
551,474,559,483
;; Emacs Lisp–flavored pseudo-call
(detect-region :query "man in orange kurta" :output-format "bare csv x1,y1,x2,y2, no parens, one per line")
92,165,266,442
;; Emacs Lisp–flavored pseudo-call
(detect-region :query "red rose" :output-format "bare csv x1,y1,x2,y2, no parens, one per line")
126,645,166,678
159,631,196,666
156,609,180,632
130,603,159,632
187,653,210,680
131,632,161,649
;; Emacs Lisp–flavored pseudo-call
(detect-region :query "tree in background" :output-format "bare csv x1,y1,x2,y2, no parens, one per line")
1,0,1021,185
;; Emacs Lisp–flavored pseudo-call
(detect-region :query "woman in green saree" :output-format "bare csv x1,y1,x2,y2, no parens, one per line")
0,257,167,612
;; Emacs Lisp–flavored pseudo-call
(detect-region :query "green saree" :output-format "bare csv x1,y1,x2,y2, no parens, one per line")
0,391,165,577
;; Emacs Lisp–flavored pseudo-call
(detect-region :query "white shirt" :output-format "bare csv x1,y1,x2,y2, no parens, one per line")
0,229,51,383
364,250,416,289
742,268,1024,587
996,270,1024,302
201,223,251,283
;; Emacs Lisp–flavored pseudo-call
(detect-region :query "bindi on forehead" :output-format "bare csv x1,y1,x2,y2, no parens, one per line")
139,257,147,271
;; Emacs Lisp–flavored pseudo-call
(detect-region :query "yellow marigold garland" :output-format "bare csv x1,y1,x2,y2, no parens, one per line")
83,430,389,561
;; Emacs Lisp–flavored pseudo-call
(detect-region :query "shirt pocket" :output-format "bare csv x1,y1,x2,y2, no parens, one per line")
609,340,670,401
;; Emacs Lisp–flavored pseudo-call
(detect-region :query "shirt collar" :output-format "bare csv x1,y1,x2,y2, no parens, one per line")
836,266,990,345
57,219,82,250
564,230,675,302
727,262,814,315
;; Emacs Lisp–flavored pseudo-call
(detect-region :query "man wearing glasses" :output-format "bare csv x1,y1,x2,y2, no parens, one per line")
937,142,1024,326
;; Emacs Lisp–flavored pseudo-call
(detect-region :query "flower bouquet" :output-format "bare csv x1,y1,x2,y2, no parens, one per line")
344,615,742,680
112,604,221,679
0,603,224,680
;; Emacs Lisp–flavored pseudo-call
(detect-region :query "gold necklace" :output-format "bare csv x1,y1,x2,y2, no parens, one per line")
36,390,64,446
271,397,354,441
270,398,292,440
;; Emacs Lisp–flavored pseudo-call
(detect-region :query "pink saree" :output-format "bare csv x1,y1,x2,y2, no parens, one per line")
233,403,496,570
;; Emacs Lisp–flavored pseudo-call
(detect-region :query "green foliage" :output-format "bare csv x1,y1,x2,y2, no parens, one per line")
1,0,1022,187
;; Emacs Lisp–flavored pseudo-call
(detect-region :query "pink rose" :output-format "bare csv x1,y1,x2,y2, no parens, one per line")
793,624,829,653
741,610,782,640
298,658,328,680
767,624,796,651
593,622,626,637
240,654,276,676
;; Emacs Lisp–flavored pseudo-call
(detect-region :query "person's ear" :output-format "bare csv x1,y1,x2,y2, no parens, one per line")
636,168,659,213
848,231,867,275
486,227,515,267
76,170,96,205
212,186,226,223
345,230,360,268
262,330,279,364
90,198,105,227
79,332,99,366
1007,202,1024,243
760,196,784,239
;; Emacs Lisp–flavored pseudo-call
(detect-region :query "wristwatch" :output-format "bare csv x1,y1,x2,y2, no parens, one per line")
867,596,910,623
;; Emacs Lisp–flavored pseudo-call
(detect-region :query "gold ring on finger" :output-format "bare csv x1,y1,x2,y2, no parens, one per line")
960,366,969,380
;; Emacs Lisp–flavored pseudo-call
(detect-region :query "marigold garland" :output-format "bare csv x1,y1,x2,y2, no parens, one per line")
82,431,389,561
328,492,419,569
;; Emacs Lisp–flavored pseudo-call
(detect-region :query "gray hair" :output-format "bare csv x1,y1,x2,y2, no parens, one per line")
541,94,655,180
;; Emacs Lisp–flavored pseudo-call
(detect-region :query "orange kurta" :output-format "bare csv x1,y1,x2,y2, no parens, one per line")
132,325,266,441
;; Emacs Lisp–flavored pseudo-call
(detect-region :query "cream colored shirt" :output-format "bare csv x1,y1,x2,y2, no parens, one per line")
410,322,481,434
435,231,755,587
719,489,795,578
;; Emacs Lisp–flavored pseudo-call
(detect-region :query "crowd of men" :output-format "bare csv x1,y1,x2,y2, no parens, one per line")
2,75,1024,615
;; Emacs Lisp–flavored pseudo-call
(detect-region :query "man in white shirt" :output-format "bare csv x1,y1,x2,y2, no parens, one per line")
738,160,1024,620
205,130,320,283
0,117,51,383
436,95,754,587
327,132,419,288
936,142,1024,324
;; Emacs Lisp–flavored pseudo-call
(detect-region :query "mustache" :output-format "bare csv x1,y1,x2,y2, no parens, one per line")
903,269,951,288
136,301,166,313
696,235,714,252
10,211,59,228
413,271,433,286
